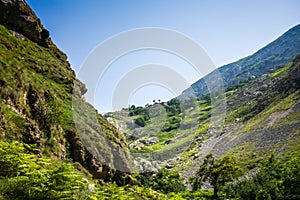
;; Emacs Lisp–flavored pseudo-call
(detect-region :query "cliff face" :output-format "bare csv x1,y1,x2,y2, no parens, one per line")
0,0,132,185
0,0,50,47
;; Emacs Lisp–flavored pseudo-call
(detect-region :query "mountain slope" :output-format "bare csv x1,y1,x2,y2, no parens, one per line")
181,24,300,98
0,0,131,185
107,54,300,174
182,53,300,185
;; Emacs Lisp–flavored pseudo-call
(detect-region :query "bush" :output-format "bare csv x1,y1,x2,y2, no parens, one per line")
150,169,186,194
135,117,146,127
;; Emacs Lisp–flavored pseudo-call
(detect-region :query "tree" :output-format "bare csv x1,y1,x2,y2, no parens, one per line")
135,117,146,127
191,153,240,199
150,169,186,194
281,155,300,200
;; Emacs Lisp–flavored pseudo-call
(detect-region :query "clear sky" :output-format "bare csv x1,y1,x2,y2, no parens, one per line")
26,0,300,113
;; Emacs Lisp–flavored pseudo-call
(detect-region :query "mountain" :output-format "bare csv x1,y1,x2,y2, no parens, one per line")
181,23,300,98
182,53,300,183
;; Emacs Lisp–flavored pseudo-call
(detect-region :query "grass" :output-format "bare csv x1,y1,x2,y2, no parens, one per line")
120,98,212,156
223,142,263,171
0,23,128,161
268,62,292,78
238,90,299,134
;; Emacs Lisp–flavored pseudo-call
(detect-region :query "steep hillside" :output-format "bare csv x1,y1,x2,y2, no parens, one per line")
182,53,300,185
0,0,131,185
181,24,300,98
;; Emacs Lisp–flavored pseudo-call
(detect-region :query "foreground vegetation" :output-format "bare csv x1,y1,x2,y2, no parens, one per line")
1,141,299,199
0,140,214,200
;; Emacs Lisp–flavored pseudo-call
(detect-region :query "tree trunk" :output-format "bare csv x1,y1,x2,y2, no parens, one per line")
213,186,218,199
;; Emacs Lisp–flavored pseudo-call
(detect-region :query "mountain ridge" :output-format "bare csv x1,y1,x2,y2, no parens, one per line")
181,23,300,99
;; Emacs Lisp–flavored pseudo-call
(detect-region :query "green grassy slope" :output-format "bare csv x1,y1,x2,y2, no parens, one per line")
1,1,299,198
0,23,133,184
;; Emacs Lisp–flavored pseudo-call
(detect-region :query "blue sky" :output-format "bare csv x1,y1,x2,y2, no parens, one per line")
26,0,300,113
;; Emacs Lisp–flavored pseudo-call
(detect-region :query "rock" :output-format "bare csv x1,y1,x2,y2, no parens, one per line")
107,117,127,132
129,140,144,150
129,136,159,150
127,128,145,140
134,157,162,173
233,167,260,185
193,154,200,159
140,137,159,146
0,0,51,47
164,156,179,169
259,84,269,92
165,164,174,169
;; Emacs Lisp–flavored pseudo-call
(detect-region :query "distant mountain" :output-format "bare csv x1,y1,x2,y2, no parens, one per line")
181,24,300,98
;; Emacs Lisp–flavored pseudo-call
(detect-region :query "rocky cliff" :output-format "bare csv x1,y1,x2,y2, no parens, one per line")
0,0,132,185
0,0,50,47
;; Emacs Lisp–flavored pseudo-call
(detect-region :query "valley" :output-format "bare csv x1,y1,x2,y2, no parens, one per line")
0,1,299,199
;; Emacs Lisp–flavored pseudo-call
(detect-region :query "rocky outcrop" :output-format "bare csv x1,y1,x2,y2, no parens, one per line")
129,137,159,150
0,2,133,186
133,157,161,172
0,0,50,47
140,137,159,145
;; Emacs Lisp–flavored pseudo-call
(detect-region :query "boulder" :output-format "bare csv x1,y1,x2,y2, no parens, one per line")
140,137,159,146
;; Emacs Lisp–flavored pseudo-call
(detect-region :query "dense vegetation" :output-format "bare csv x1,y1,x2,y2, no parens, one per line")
0,141,172,200
2,140,298,199
0,20,131,184
227,154,300,200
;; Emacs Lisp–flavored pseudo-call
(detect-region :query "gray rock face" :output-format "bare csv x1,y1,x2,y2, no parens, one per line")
140,137,159,146
127,128,145,140
107,117,127,132
129,137,159,150
0,0,50,47
133,157,161,172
